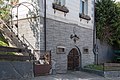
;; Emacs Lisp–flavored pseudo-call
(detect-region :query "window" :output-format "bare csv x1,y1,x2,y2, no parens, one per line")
80,0,88,15
54,0,65,6
79,0,90,21
53,0,69,14
56,46,66,54
83,47,89,54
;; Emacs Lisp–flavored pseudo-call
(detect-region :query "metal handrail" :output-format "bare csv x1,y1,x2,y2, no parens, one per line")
0,18,26,47
0,18,37,60
22,35,35,50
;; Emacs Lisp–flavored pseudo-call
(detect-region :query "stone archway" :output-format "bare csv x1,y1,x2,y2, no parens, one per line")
67,48,80,70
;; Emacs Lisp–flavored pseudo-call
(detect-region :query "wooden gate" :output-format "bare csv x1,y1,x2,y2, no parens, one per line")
67,48,80,70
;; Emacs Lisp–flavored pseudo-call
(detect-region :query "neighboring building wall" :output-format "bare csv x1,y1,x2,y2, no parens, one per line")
97,39,114,64
16,19,39,49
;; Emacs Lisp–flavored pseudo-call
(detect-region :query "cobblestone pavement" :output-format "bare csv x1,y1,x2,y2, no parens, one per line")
32,71,120,80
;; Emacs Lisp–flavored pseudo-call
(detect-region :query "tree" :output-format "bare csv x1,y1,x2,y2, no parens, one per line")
0,0,11,20
95,0,120,48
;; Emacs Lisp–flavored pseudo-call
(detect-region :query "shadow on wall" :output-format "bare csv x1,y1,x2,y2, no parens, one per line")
97,39,114,64
28,17,40,49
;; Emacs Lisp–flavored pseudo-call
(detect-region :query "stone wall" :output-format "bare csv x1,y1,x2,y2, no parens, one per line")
0,61,33,80
104,71,120,77
40,17,94,73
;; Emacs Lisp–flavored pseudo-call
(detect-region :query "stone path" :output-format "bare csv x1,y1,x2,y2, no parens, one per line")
32,71,120,80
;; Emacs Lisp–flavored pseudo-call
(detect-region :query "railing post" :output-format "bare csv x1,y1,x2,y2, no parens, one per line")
22,34,25,43
50,50,51,65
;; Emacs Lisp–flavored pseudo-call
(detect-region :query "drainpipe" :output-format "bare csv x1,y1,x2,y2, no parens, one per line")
44,0,46,51
93,0,98,65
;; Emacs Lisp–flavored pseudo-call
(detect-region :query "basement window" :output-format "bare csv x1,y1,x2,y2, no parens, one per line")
57,46,66,54
83,47,89,54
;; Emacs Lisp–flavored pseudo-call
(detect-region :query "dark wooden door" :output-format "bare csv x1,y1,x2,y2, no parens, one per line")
67,48,80,70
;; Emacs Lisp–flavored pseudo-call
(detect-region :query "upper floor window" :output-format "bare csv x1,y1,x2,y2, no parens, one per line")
79,0,91,21
53,0,69,14
80,0,88,15
54,0,66,6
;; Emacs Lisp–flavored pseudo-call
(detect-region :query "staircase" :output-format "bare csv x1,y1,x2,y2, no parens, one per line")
0,18,40,59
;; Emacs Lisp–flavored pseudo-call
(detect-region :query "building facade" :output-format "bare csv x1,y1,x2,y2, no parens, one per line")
10,0,95,73
39,0,95,73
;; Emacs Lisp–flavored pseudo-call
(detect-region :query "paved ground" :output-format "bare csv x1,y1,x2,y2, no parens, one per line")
31,71,120,80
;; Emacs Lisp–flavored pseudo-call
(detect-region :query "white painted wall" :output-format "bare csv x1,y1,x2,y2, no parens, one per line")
11,0,40,50
39,0,94,29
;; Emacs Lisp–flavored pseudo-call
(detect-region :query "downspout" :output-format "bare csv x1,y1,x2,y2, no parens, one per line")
93,0,98,65
44,0,46,51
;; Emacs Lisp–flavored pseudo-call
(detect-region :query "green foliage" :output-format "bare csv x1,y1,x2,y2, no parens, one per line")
84,64,104,70
0,0,11,20
0,31,9,46
96,0,120,48
0,31,16,55
0,52,15,55
0,40,8,46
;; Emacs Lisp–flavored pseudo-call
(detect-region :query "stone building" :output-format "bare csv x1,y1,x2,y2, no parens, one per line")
39,0,95,73
10,0,95,73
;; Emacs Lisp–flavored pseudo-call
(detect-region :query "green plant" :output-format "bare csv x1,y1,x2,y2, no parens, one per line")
0,31,9,46
84,64,104,70
0,52,15,55
0,0,11,20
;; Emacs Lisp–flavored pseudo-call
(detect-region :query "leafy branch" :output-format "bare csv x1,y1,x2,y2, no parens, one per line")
96,0,120,49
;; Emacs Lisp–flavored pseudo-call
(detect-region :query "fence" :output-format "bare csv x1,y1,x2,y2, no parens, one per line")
103,63,120,71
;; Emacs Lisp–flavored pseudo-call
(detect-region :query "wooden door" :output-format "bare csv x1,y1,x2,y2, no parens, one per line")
67,48,80,70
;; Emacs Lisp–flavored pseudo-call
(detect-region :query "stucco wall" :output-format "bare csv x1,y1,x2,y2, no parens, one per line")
39,0,94,29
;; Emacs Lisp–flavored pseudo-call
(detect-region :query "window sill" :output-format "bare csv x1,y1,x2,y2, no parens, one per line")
52,3,69,13
79,13,91,20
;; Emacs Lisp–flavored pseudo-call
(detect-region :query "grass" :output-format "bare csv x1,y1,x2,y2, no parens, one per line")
84,64,104,70
0,52,16,55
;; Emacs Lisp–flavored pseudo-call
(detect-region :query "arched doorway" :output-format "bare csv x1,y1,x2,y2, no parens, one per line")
67,48,80,70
